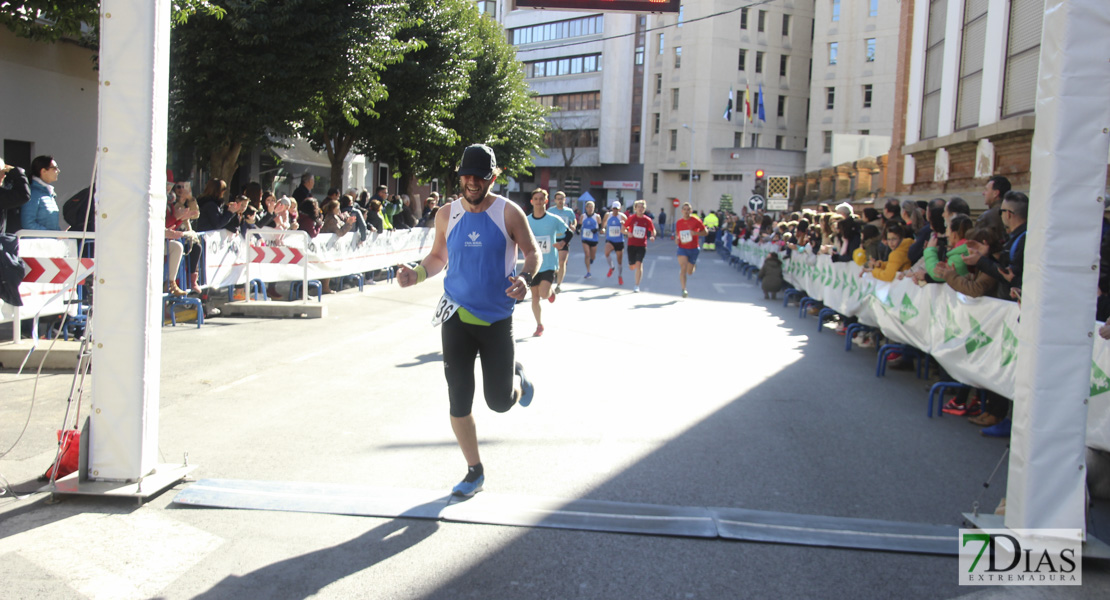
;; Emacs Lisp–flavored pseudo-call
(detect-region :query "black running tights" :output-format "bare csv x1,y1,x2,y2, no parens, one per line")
442,312,516,418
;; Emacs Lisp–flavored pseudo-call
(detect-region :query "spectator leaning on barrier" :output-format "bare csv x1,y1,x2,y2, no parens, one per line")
864,224,912,282
924,213,974,281
339,194,371,241
320,198,357,237
907,197,946,266
166,184,202,294
829,215,860,263
964,190,1028,301
297,197,323,238
23,155,63,231
194,179,234,232
933,227,1000,299
1,157,31,234
860,224,882,263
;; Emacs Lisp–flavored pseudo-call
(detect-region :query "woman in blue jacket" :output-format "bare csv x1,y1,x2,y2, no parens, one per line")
22,155,62,230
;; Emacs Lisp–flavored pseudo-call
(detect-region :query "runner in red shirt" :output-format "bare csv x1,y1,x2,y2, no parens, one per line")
674,202,708,298
623,199,656,293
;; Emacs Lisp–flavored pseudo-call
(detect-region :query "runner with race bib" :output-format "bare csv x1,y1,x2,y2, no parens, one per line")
578,200,600,279
623,199,656,293
527,188,569,337
674,201,708,298
603,201,628,286
548,191,577,294
397,144,540,498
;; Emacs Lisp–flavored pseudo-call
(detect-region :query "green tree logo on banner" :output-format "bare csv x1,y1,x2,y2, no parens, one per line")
965,316,994,354
849,275,858,298
1091,362,1110,397
945,306,963,343
1001,323,1018,367
899,294,919,324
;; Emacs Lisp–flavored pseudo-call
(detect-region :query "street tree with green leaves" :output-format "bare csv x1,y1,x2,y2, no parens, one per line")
169,0,412,191
349,0,479,195
435,12,547,194
0,1,224,45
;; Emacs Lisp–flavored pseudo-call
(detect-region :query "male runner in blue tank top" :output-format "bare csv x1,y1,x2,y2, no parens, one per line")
603,201,627,286
398,144,541,498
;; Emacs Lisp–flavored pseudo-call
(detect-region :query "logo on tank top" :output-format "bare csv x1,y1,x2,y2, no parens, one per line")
466,231,481,247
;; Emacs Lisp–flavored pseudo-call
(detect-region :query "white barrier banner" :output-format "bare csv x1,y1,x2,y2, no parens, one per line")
736,240,1110,452
2,238,85,324
200,228,435,289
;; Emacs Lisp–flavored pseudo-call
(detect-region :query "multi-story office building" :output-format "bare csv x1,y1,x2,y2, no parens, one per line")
806,0,900,173
642,1,814,217
497,1,645,208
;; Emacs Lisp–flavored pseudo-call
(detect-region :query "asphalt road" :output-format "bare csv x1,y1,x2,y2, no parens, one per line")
1,238,1107,599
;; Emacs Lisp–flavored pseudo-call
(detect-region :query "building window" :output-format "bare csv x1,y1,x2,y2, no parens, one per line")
677,4,684,27
652,172,659,193
670,129,678,151
510,15,602,45
826,87,835,110
536,91,602,111
860,129,870,135
635,46,644,65
631,126,640,145
653,113,660,135
1003,0,1042,117
543,129,600,148
713,174,744,182
782,14,791,36
775,135,784,150
751,133,760,148
829,42,838,65
738,49,747,71
740,7,748,29
823,131,833,153
957,0,988,128
658,32,665,54
655,74,662,94
870,0,879,17
674,47,682,68
734,132,743,147
921,0,947,139
863,84,873,108
865,38,876,62
758,10,766,32
755,51,764,73
777,95,786,117
524,54,603,79
476,0,496,18
832,0,841,22
672,88,680,110
779,55,788,77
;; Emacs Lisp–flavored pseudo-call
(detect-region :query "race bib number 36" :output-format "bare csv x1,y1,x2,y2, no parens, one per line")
432,294,460,327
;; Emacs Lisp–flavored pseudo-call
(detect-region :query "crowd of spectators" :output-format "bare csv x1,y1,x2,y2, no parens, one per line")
723,175,1105,439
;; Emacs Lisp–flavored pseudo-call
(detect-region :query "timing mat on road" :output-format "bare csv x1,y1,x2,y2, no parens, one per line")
173,478,958,556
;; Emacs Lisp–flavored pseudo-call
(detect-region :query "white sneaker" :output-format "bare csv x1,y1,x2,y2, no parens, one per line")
634,286,640,293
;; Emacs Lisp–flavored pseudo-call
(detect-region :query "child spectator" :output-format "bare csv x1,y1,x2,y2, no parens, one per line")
759,252,784,300
925,213,974,281
865,224,912,282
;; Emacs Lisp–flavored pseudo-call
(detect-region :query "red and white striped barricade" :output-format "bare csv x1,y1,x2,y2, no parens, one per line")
243,230,310,303
6,231,96,342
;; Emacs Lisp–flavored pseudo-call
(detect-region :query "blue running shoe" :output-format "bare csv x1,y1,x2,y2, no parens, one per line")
452,474,484,497
516,361,535,407
584,272,592,279
981,418,1011,438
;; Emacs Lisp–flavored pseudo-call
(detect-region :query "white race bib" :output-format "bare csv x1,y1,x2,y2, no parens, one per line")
537,235,553,254
680,230,693,244
608,225,622,238
432,294,460,327
583,228,595,240
632,225,646,239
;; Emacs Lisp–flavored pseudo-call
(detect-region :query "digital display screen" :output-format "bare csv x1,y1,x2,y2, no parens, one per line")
513,0,681,14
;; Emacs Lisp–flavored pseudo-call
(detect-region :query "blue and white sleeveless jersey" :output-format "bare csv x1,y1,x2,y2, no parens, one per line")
605,214,625,243
443,196,518,323
548,206,576,240
580,213,600,242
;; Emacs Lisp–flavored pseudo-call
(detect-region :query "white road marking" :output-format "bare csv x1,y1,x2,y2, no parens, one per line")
0,511,223,600
209,373,261,394
713,282,754,294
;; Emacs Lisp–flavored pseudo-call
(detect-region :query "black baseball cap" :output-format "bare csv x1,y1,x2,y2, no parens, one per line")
457,144,497,180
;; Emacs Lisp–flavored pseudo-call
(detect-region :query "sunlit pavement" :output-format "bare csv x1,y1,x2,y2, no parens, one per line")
1,239,1107,599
